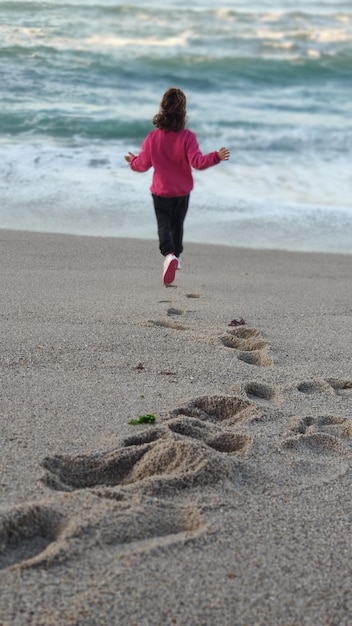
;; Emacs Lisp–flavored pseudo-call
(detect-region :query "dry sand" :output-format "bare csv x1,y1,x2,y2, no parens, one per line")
1,229,352,626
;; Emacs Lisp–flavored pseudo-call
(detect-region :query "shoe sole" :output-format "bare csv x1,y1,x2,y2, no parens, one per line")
163,258,178,285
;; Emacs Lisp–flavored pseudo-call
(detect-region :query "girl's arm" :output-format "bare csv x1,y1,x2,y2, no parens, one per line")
187,133,230,170
124,136,152,172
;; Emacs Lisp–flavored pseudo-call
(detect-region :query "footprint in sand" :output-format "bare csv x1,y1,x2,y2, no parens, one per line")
0,503,64,570
41,430,250,493
290,414,352,439
86,494,204,550
167,307,184,316
245,381,278,405
237,351,273,367
147,319,189,331
272,413,352,487
0,494,203,569
41,397,254,494
297,378,352,397
297,379,335,396
283,414,352,458
227,327,260,340
220,327,273,367
169,394,256,425
165,415,252,454
325,378,352,397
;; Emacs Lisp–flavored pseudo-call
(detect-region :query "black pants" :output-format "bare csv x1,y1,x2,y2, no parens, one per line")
152,194,190,258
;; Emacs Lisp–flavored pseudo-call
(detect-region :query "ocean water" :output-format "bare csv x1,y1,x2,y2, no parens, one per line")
1,0,351,253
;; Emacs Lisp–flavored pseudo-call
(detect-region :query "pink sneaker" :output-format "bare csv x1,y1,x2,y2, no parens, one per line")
163,254,178,285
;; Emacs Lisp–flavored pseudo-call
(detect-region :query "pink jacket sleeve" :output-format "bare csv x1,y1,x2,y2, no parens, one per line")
130,136,152,172
185,132,220,170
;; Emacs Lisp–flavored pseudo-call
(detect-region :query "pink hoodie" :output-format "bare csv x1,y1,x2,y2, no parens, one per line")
130,128,220,197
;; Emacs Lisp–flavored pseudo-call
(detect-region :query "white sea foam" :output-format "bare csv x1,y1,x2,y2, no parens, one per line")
0,139,350,253
82,31,192,49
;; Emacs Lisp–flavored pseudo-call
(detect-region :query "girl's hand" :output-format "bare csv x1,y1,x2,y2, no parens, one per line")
124,152,136,163
218,147,230,161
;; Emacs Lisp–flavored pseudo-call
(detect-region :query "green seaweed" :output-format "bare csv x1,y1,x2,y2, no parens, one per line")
129,414,157,425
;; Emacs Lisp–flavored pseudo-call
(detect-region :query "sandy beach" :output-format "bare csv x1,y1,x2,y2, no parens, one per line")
1,229,351,625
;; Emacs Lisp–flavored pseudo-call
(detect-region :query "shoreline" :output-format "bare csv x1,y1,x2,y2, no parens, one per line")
1,229,351,625
1,225,352,257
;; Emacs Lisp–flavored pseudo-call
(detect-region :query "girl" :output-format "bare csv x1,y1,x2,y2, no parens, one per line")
125,88,230,285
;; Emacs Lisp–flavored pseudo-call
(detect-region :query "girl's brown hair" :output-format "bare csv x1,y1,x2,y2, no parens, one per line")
152,88,187,132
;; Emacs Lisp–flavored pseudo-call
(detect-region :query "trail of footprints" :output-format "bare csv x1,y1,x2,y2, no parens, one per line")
2,380,351,571
1,394,256,571
150,294,273,367
1,300,351,571
220,326,273,367
41,397,254,494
